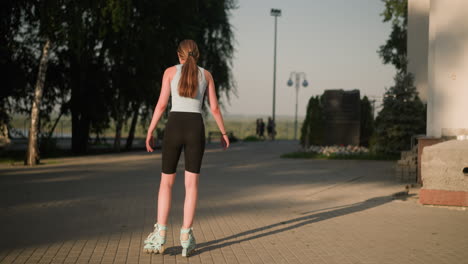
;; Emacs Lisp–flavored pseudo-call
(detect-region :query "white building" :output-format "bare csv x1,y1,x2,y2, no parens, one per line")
408,0,468,138
408,0,468,206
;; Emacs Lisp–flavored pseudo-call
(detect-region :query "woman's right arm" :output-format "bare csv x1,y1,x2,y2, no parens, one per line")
146,67,173,152
205,70,230,150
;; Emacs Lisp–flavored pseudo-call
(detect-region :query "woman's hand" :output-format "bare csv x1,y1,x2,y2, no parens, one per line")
221,134,230,150
146,134,155,152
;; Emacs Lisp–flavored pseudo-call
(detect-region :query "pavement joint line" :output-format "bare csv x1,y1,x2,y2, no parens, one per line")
305,176,366,198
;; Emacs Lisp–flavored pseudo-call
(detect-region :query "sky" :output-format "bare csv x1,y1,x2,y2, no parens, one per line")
220,0,396,118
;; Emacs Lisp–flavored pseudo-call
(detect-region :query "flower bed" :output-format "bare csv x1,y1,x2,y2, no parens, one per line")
301,145,369,156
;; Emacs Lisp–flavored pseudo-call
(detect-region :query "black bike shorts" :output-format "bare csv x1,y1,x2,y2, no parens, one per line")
162,111,206,174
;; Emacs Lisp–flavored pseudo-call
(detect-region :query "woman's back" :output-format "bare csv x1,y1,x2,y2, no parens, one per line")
170,64,207,113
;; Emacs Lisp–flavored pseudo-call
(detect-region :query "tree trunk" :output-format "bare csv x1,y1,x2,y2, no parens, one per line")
26,38,51,165
114,114,123,151
46,110,63,139
70,53,90,154
113,96,125,151
125,106,139,150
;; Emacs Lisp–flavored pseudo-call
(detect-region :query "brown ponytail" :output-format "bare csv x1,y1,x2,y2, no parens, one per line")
177,39,200,98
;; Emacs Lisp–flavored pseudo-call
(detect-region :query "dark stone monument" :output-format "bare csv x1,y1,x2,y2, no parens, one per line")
322,89,361,146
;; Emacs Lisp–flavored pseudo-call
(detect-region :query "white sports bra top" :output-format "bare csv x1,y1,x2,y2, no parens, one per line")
169,64,207,113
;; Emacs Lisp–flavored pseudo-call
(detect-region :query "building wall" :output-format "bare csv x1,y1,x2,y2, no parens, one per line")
427,0,468,138
419,140,468,206
407,0,430,102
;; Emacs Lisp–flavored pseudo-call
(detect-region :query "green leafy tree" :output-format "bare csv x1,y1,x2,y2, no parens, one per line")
375,0,427,154
2,0,237,156
1,0,67,164
1,0,42,132
373,72,425,154
378,0,407,73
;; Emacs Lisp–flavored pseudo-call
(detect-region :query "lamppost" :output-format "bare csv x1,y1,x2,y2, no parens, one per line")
287,72,308,140
270,8,281,127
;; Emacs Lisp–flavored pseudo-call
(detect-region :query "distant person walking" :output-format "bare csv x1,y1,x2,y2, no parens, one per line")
267,117,276,140
259,118,265,140
256,118,260,137
145,39,230,257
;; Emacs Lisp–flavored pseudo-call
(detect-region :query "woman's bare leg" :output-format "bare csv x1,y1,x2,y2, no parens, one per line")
182,170,199,230
157,172,176,236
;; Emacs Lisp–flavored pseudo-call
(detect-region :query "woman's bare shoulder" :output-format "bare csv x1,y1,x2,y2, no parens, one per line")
203,69,213,81
165,65,178,75
163,65,178,80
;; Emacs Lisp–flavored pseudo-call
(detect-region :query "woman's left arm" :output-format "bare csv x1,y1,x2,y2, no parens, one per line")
146,67,173,152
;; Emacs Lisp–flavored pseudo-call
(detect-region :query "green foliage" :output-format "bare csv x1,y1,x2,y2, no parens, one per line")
378,0,408,72
2,0,237,154
373,72,426,154
300,96,325,147
380,0,407,25
360,96,374,147
101,0,132,33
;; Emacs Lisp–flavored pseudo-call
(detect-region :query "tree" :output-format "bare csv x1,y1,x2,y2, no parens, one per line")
375,0,427,154
3,0,65,164
0,0,36,133
300,96,325,148
373,72,425,154
2,0,237,156
378,0,407,73
360,96,374,147
26,39,51,165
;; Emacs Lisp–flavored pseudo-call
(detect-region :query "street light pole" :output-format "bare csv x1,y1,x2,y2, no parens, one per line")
294,73,300,140
287,72,308,140
270,8,281,127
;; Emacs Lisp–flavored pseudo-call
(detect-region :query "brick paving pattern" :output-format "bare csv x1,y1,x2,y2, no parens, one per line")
1,141,467,264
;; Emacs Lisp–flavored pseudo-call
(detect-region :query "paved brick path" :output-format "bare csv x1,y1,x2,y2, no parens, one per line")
1,141,467,264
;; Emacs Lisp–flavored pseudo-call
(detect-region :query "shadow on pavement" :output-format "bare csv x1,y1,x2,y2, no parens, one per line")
164,193,415,256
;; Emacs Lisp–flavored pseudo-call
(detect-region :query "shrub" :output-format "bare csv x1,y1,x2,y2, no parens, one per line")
300,95,325,147
373,72,426,154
